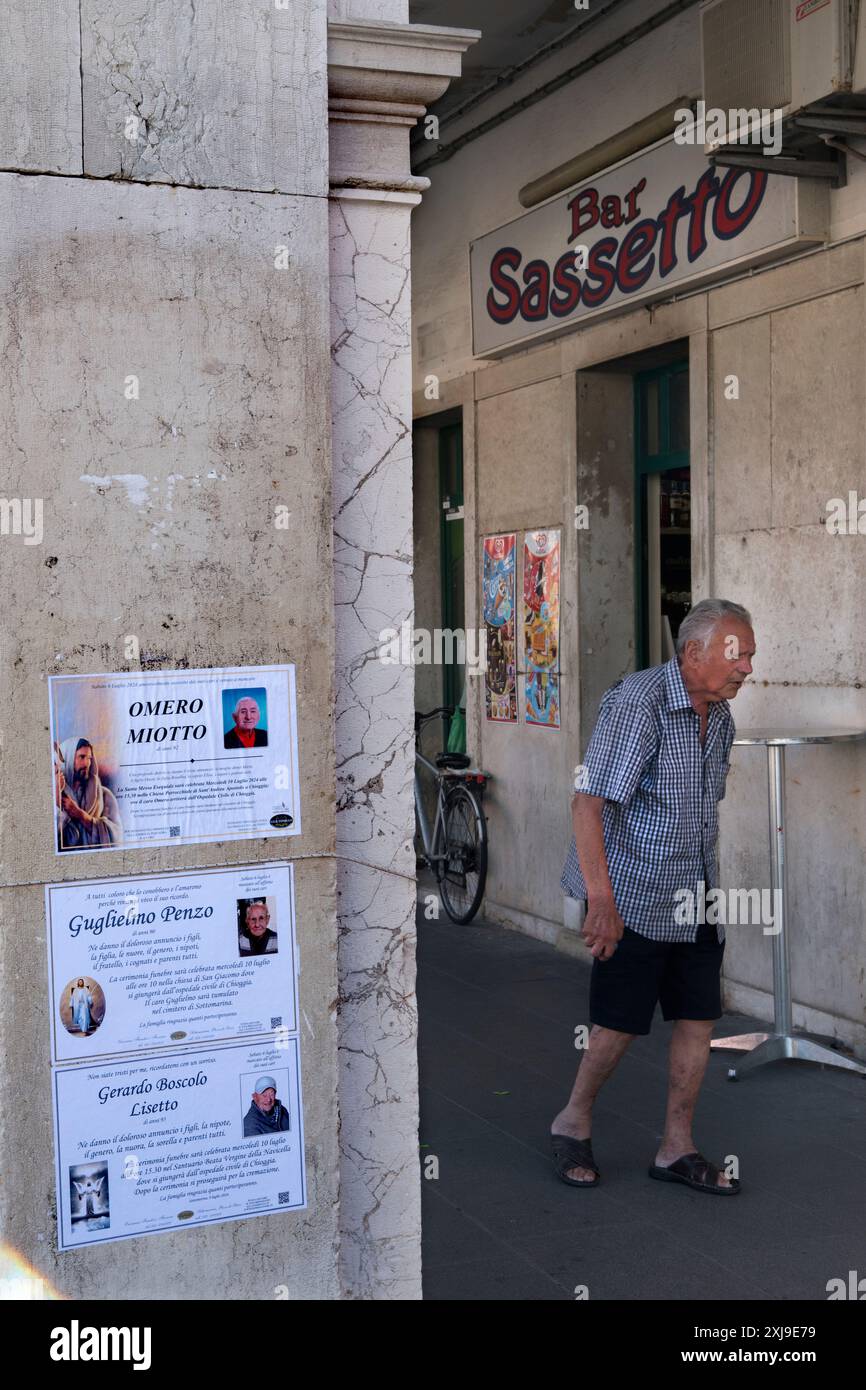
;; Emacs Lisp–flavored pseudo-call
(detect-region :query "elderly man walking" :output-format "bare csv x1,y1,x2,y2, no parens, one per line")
553,599,755,1194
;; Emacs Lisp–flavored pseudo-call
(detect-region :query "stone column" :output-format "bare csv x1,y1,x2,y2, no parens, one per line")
327,15,478,1298
0,1,340,1300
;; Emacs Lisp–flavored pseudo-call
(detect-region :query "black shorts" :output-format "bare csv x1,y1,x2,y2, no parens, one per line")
589,920,724,1036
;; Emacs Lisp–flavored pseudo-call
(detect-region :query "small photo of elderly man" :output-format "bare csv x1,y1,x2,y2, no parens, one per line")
241,1072,291,1138
236,897,278,957
221,687,268,750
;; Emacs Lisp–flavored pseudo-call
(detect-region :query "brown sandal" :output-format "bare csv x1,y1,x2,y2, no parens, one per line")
551,1133,600,1187
648,1150,740,1195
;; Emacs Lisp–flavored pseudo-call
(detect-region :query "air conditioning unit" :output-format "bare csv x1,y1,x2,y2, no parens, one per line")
700,0,866,128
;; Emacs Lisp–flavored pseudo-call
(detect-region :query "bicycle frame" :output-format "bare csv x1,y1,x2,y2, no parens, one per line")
414,749,450,866
413,706,491,924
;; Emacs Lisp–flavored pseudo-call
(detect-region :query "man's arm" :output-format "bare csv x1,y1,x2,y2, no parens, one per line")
571,791,625,961
569,694,657,959
717,716,736,801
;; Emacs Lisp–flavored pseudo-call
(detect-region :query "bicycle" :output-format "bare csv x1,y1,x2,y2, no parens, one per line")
414,706,491,924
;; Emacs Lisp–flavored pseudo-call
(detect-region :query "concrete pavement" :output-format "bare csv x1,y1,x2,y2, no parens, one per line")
417,881,866,1301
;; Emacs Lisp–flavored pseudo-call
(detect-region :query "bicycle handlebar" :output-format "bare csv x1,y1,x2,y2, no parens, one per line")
414,706,453,731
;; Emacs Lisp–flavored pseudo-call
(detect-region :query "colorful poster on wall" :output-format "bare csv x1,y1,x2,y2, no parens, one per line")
46,863,298,1064
523,529,561,729
482,533,517,722
48,665,300,854
52,1036,306,1249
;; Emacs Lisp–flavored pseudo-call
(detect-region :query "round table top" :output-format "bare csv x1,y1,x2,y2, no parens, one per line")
733,727,866,746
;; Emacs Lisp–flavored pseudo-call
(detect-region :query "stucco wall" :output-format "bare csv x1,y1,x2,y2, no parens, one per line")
710,249,866,1046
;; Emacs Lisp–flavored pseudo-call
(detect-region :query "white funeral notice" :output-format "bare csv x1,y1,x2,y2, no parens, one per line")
53,1038,306,1249
46,863,298,1064
49,664,300,854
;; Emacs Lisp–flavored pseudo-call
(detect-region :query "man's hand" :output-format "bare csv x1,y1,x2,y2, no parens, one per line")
581,897,625,960
571,792,621,958
61,794,92,827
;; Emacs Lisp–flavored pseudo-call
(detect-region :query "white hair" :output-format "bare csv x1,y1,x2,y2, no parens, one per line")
675,598,752,656
233,696,259,716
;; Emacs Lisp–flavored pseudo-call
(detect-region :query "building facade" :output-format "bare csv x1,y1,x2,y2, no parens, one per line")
412,0,866,1056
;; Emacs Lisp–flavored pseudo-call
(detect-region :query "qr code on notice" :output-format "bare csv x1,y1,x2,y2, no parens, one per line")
169,825,181,838
271,1016,282,1029
278,1191,290,1205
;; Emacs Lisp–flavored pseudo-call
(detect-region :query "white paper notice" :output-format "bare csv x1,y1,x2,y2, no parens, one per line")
46,864,298,1064
48,665,300,854
53,1038,306,1249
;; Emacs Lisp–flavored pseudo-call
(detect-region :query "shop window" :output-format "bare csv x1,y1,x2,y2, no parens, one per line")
635,364,691,669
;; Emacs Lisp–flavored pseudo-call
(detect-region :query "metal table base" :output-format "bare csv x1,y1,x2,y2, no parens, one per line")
710,730,866,1081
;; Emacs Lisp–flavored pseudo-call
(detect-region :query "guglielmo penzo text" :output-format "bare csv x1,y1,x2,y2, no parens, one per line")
67,903,215,937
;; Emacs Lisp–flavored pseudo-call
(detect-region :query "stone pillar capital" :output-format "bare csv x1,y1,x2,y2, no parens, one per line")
327,18,479,196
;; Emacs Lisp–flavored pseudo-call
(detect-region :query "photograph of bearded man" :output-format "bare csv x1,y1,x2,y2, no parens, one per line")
55,738,123,851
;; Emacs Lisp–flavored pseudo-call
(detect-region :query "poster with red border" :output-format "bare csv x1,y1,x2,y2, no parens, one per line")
523,529,560,729
482,533,517,722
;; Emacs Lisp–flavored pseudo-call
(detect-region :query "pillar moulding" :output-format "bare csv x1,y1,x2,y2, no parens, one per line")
327,18,479,194
327,9,479,1302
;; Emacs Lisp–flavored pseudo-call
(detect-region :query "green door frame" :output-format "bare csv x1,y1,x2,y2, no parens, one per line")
438,423,464,720
634,362,689,669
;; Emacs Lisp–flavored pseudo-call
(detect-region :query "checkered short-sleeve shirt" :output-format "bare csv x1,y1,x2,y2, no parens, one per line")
560,657,735,943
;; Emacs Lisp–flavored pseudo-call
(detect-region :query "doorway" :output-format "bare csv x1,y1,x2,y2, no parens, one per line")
438,422,465,719
411,409,466,744
635,362,691,669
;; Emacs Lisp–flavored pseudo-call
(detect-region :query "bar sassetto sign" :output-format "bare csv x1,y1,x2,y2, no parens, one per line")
469,134,826,356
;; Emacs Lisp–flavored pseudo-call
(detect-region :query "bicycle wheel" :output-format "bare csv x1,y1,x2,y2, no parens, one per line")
437,782,488,924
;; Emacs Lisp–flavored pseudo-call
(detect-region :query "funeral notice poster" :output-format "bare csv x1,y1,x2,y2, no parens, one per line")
48,664,301,854
53,1038,306,1249
46,863,298,1064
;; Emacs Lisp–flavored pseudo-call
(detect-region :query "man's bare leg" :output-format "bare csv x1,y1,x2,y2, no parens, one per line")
550,1024,636,1180
654,1017,733,1187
